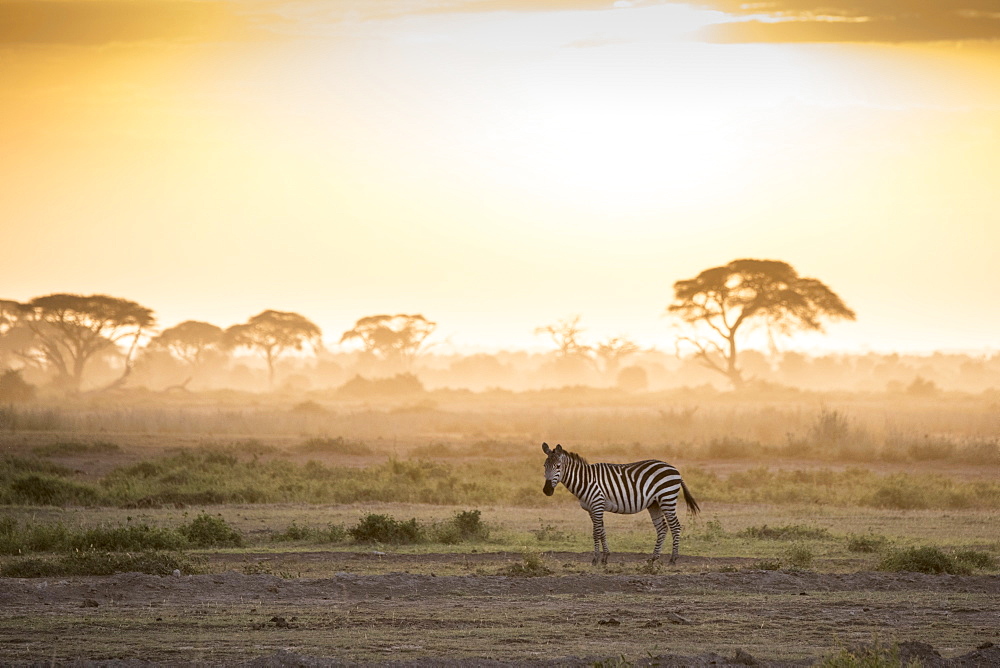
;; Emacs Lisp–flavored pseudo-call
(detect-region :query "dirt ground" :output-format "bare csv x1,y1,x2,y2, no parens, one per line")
1,552,998,666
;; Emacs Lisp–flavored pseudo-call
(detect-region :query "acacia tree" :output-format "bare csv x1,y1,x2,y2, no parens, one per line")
340,314,436,371
594,336,641,381
148,320,225,383
667,259,855,388
534,316,591,360
17,293,155,392
225,310,321,388
0,299,33,370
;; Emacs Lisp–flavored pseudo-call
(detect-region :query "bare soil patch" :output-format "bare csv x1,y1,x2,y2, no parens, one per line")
1,553,997,666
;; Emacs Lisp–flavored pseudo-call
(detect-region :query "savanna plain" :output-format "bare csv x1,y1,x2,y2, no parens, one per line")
1,390,999,666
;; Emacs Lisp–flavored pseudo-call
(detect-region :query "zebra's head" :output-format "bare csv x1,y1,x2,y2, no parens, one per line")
542,442,564,496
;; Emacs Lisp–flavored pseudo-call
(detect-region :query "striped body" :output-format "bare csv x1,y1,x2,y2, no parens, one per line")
542,443,700,565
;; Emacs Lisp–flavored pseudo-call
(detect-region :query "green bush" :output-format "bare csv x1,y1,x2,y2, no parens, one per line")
751,559,782,571
953,549,997,570
6,474,102,506
432,509,490,544
272,522,347,543
846,533,890,553
500,552,552,577
785,544,815,568
876,546,971,575
75,523,187,552
349,514,425,544
177,514,243,548
1,551,195,578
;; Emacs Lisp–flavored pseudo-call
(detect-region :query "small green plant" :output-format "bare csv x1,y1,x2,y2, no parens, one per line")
349,514,425,544
953,549,997,570
847,533,890,553
785,544,815,568
500,552,552,577
751,559,782,571
531,522,568,543
177,514,244,548
818,644,920,668
876,546,970,575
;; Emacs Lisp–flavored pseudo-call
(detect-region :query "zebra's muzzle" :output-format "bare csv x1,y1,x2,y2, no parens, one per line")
543,480,555,496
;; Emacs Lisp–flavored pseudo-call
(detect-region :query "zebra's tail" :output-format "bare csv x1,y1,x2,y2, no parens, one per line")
681,479,700,515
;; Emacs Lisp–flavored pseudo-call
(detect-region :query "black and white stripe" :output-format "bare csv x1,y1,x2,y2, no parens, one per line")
542,442,700,565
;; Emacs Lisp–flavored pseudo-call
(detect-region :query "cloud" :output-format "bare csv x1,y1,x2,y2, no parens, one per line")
689,0,1000,43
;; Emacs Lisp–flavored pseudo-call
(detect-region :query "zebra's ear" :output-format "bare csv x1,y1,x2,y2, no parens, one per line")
554,444,564,453
542,442,551,454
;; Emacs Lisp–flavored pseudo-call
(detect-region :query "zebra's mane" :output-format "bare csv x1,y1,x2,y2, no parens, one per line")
563,450,589,466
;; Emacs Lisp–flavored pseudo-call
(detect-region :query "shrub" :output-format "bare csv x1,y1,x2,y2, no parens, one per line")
876,546,970,575
953,549,997,570
785,544,815,568
1,551,195,578
177,514,244,548
6,474,102,506
432,509,490,544
349,514,425,544
272,522,347,543
751,560,782,571
500,552,552,577
74,523,187,552
846,533,890,553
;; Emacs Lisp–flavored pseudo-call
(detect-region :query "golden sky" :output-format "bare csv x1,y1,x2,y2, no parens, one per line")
2,0,999,353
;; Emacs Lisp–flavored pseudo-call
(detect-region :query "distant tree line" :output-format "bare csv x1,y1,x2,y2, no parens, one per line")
1,258,859,395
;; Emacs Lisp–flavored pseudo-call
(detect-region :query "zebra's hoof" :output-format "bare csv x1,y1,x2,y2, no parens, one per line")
668,556,677,565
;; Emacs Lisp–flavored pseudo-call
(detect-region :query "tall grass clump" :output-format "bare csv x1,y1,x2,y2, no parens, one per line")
177,513,244,547
348,514,425,544
876,546,971,575
271,522,348,543
1,551,196,578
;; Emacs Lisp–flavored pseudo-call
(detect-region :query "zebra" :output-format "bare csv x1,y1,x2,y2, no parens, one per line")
541,442,700,565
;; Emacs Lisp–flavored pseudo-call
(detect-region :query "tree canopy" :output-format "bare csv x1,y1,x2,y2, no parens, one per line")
225,310,321,387
16,293,155,391
340,314,436,370
668,259,855,388
148,320,224,368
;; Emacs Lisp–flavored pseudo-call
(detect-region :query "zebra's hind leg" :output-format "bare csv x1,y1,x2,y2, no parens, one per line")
647,503,668,562
662,501,682,564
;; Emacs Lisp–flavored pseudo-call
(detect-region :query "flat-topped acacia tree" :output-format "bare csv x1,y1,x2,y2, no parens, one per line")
17,293,155,392
225,310,321,388
668,259,855,389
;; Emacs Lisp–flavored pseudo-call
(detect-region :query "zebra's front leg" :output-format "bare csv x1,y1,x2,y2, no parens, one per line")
588,508,609,566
